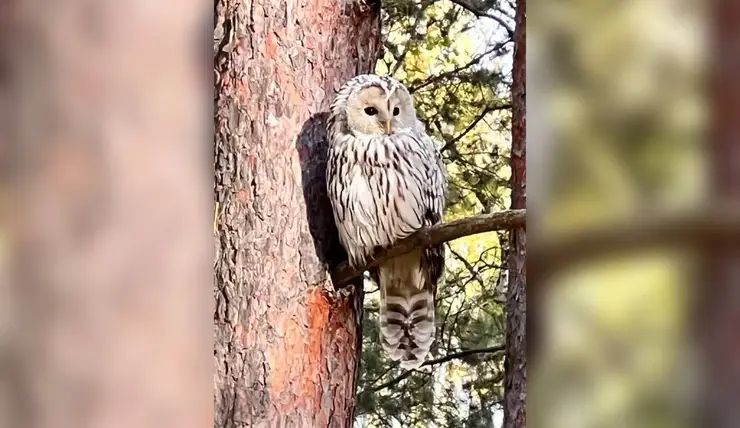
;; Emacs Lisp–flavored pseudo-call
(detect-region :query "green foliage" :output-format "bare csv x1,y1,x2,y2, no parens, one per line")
355,1,516,426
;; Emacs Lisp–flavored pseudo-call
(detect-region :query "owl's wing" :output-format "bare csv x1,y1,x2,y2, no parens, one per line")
391,130,447,230
414,119,448,213
418,130,448,293
425,132,448,218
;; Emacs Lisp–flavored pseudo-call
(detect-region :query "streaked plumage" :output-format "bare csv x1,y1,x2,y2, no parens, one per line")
326,74,448,369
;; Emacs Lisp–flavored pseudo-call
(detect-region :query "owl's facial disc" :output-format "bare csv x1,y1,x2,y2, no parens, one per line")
366,92,404,135
347,84,413,136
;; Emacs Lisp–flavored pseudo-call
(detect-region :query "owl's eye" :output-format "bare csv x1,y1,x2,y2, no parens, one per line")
364,107,378,116
393,107,400,116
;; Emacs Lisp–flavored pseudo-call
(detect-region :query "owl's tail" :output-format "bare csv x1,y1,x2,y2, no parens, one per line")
377,250,436,370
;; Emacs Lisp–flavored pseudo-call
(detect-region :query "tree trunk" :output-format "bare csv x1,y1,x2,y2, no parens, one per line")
212,1,380,427
3,1,212,427
504,1,526,427
698,1,740,426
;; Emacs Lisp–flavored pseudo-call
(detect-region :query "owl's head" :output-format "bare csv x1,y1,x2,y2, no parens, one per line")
331,75,417,137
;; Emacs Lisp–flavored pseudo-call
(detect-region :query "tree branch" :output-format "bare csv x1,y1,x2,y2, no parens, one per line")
528,205,740,283
440,103,512,154
409,40,512,94
389,0,433,75
447,0,514,36
368,345,505,393
331,209,526,286
369,369,414,393
448,244,484,284
427,344,505,366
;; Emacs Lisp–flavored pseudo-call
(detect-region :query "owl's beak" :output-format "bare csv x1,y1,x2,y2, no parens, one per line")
383,120,392,135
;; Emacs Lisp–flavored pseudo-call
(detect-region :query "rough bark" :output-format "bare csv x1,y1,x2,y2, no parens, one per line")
504,1,526,427
212,0,380,427
697,1,740,426
3,1,212,427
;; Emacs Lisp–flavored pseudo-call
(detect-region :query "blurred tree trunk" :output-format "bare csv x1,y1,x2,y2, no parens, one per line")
700,1,740,426
212,1,379,427
3,1,212,428
504,1,526,427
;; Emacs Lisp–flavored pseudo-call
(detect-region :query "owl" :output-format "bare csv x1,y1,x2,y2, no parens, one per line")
326,74,448,369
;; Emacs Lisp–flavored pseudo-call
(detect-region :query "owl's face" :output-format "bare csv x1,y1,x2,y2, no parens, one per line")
344,84,416,136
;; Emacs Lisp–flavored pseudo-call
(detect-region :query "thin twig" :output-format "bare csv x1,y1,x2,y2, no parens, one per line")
447,0,514,36
369,345,505,393
409,40,512,94
389,1,434,75
440,104,512,153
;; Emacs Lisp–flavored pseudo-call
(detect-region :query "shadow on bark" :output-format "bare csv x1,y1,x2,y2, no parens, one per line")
296,112,348,272
296,113,367,425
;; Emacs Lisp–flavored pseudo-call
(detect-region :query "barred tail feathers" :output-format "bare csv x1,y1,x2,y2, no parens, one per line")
378,250,436,370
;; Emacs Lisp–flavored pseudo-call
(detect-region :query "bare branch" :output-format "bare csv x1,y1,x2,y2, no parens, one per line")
409,40,512,94
369,369,414,393
447,0,514,36
389,1,433,75
368,345,505,393
331,209,526,286
448,245,484,284
427,344,505,366
445,292,468,350
440,103,512,154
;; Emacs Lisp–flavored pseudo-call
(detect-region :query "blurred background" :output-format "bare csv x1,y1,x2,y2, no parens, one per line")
530,0,705,427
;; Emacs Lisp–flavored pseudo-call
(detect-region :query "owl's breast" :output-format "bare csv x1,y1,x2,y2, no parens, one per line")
347,160,424,246
328,134,431,262
347,164,378,229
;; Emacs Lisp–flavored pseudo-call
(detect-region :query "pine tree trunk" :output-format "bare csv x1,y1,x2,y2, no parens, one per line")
4,1,212,427
504,1,526,427
212,1,380,427
699,1,740,426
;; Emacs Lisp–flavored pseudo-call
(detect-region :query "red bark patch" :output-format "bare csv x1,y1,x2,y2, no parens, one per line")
235,188,251,203
233,323,248,347
238,80,249,104
268,315,302,400
266,288,333,417
264,32,278,58
305,288,330,399
283,80,304,107
246,154,257,169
